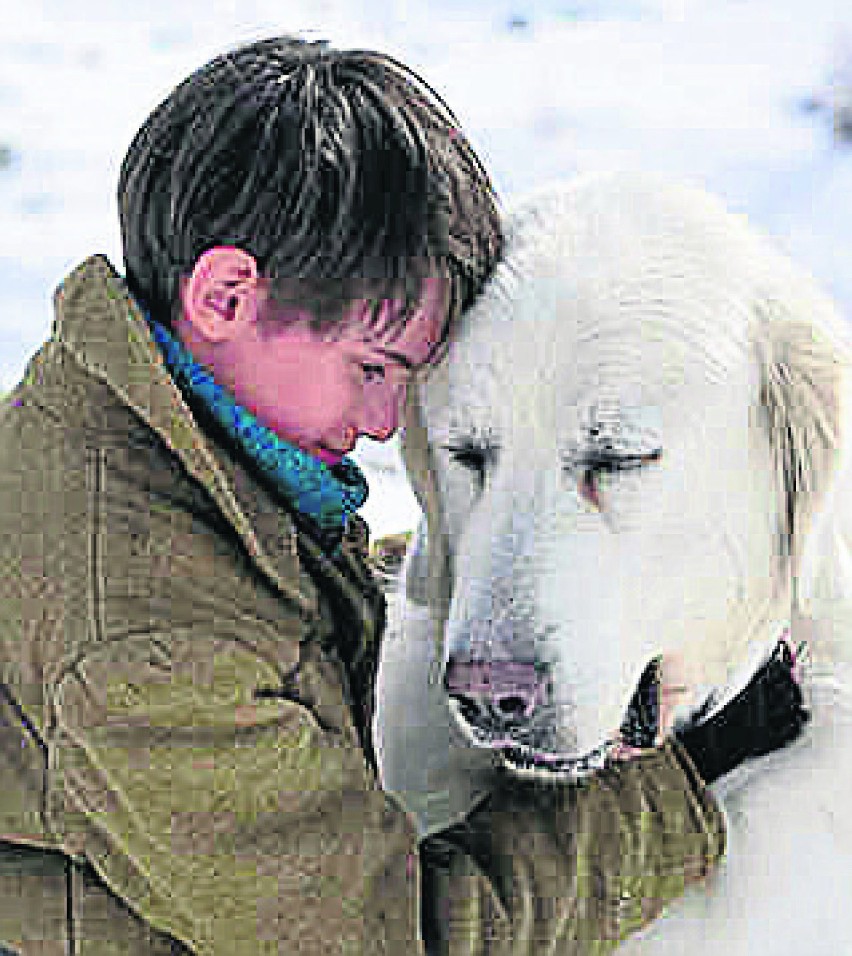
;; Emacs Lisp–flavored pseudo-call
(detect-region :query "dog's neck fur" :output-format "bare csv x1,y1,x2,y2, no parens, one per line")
786,466,852,724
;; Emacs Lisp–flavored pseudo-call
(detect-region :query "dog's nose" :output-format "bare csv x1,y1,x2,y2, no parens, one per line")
444,656,547,725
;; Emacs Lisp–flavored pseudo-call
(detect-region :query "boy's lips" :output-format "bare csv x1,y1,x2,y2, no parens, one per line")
315,444,350,465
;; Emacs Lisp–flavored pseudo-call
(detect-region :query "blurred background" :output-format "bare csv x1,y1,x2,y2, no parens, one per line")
1,0,850,537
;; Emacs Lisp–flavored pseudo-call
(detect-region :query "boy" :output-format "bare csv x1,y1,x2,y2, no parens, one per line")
0,36,805,955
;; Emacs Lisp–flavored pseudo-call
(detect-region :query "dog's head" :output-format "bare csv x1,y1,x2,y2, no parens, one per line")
401,172,852,778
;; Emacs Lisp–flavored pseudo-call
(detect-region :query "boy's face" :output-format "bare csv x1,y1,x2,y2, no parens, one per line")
228,276,447,466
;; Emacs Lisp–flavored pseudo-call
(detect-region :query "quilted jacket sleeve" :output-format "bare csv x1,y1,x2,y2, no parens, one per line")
47,630,424,956
422,739,725,954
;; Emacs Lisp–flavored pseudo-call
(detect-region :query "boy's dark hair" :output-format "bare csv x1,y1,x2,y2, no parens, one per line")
118,36,502,342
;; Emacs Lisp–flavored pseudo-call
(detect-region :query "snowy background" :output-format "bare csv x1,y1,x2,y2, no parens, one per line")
1,0,850,538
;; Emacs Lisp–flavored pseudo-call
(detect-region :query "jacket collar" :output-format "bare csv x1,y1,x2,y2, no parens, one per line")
52,254,315,610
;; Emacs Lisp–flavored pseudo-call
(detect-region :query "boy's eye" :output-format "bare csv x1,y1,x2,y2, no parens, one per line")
361,363,386,383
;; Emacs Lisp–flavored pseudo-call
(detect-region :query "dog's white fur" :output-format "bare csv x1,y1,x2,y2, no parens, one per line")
374,172,852,953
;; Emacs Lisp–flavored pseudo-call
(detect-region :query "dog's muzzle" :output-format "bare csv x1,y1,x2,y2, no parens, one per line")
444,654,662,781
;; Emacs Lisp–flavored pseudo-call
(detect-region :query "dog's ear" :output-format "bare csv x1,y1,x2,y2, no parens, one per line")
400,383,453,623
788,339,852,630
754,293,852,652
754,298,846,570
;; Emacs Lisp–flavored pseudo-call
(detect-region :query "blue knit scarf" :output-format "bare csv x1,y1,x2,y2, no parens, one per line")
145,316,369,551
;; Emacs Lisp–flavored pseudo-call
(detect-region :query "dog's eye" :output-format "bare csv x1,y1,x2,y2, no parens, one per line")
444,440,494,487
577,449,662,510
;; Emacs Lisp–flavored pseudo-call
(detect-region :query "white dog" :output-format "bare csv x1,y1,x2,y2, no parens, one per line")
374,172,852,954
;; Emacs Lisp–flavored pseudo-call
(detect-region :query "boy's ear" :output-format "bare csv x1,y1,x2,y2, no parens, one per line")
181,246,260,343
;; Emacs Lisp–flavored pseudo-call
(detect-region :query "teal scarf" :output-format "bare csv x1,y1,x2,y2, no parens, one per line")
145,316,369,551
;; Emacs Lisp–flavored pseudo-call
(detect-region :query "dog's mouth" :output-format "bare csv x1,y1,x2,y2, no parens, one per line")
448,657,661,782
617,656,662,749
497,736,618,780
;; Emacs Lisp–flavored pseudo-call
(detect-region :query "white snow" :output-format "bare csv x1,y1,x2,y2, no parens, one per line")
1,0,850,537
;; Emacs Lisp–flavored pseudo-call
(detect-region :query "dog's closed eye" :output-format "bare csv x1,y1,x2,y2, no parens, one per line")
444,437,499,489
573,448,663,511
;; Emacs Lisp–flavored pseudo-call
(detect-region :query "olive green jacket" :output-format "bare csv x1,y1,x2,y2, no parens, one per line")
0,256,725,955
